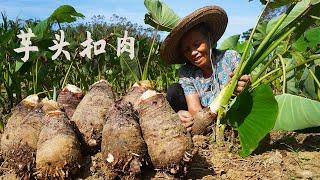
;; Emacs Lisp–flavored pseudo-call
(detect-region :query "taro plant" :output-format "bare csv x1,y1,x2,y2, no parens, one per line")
116,0,181,90
145,0,320,157
0,3,180,116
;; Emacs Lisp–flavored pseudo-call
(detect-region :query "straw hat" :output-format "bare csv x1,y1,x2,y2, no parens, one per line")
160,6,228,64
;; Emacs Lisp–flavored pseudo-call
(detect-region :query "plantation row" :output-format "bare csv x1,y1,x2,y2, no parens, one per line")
0,6,179,116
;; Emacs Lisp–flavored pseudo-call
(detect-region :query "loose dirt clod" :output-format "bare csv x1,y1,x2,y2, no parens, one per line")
36,101,82,179
57,84,84,119
101,102,148,179
0,95,44,177
71,80,115,151
138,90,193,173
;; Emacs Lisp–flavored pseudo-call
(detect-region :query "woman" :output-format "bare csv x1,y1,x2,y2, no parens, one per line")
160,6,251,132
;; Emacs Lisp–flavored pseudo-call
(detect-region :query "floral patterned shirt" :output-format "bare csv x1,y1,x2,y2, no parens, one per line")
179,50,241,107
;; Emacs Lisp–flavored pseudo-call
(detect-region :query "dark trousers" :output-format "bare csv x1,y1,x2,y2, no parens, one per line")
166,83,188,112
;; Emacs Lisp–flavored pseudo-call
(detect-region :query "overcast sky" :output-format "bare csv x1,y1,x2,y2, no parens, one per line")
0,0,264,42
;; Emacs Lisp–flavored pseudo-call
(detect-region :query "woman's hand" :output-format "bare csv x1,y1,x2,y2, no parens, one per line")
229,72,252,94
177,110,194,132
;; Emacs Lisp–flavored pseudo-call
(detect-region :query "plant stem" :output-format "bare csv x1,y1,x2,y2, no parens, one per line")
278,54,286,93
107,43,117,52
310,15,320,20
250,68,281,90
122,57,139,82
310,54,320,59
210,1,270,120
265,58,319,85
215,109,226,145
62,61,74,88
250,26,296,72
305,64,320,89
252,54,276,82
53,86,57,101
142,25,158,80
241,1,270,64
253,13,287,60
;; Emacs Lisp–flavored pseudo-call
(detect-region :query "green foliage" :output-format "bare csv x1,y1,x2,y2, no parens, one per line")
293,27,320,51
144,0,180,31
274,93,320,131
49,5,85,24
0,5,179,113
214,0,320,156
226,84,278,157
218,35,240,50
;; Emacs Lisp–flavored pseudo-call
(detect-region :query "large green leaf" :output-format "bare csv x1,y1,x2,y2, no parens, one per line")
219,35,240,50
292,26,320,52
32,19,50,41
274,94,320,131
144,0,180,31
276,0,311,34
226,84,278,157
305,27,320,48
49,5,84,24
292,35,309,52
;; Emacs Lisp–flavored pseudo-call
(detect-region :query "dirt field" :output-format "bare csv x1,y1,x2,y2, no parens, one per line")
1,124,319,180
75,130,320,180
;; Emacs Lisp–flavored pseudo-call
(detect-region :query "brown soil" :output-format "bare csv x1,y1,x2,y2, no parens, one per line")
187,130,320,180
71,130,320,180
1,115,319,180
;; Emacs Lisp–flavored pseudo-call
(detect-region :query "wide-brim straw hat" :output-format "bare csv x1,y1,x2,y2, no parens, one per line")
160,6,228,64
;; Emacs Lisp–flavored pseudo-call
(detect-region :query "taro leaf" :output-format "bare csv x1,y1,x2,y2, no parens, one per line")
292,35,309,52
292,1,320,39
285,58,299,94
273,93,320,131
305,27,320,48
144,0,180,31
49,5,84,24
300,65,318,99
226,84,278,157
235,40,251,54
219,35,240,50
32,19,50,41
15,60,25,72
276,0,312,35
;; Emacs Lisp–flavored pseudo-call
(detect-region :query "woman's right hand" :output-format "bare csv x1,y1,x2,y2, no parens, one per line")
177,110,194,132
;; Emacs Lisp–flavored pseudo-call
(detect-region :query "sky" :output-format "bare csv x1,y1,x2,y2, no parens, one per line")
0,0,264,43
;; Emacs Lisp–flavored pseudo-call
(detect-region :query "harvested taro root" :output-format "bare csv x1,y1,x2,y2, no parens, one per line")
191,108,216,135
57,84,84,119
36,100,82,179
72,80,115,151
101,102,148,179
2,94,39,129
122,80,153,109
137,90,194,175
0,95,44,177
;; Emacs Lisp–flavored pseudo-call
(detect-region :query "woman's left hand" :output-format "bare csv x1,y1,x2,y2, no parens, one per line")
229,73,252,94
